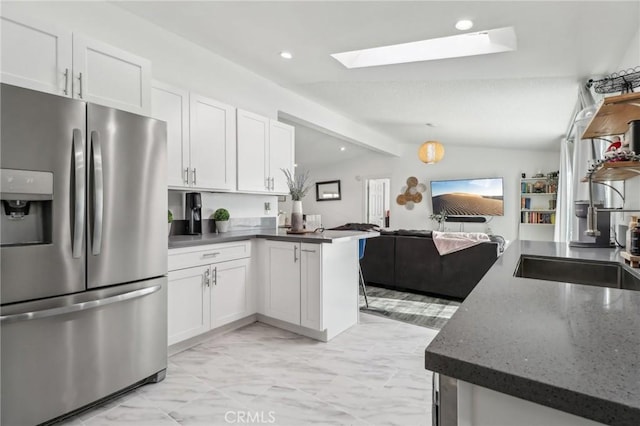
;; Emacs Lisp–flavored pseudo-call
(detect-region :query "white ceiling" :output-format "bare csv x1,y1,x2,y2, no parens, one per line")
117,1,640,165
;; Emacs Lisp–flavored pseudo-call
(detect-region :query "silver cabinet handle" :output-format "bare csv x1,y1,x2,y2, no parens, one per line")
301,249,316,253
192,168,197,186
201,252,220,259
0,285,161,324
63,68,69,95
91,131,104,256
72,129,85,259
204,269,210,287
77,72,83,98
269,177,274,190
213,266,217,286
184,167,190,185
294,245,298,262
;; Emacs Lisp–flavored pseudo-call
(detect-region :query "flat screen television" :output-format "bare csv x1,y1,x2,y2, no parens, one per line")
430,177,504,216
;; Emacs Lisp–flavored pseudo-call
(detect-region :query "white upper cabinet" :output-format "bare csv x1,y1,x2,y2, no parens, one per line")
1,11,151,115
237,109,269,192
72,34,151,115
190,94,237,191
237,110,295,194
1,12,72,96
269,120,295,194
151,81,190,187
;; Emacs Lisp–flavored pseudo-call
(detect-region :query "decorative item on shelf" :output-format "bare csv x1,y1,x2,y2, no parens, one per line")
396,176,426,210
587,66,640,94
168,210,173,236
213,208,230,233
429,209,448,231
282,168,311,232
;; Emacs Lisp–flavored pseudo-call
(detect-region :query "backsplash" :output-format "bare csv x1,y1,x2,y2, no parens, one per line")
168,190,278,221
169,217,277,236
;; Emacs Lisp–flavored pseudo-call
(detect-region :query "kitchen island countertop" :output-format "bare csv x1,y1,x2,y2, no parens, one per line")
169,228,379,249
425,240,640,426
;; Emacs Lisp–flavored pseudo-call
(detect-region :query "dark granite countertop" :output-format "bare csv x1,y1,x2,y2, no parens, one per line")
169,228,379,249
425,240,640,426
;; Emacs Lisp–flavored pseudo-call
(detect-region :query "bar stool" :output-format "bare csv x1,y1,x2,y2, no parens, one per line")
359,238,369,307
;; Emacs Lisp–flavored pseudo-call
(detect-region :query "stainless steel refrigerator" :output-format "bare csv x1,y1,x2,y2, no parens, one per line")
0,83,168,425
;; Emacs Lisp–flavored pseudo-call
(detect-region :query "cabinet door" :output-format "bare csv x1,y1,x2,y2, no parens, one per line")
269,120,295,194
263,241,300,324
167,266,211,346
72,34,151,115
0,12,72,96
211,258,251,328
300,243,323,330
151,81,189,187
237,109,269,192
189,94,237,190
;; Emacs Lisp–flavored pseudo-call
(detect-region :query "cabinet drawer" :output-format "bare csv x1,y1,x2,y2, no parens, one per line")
169,241,252,271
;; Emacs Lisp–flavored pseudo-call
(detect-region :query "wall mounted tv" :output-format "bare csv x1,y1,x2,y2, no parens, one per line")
430,177,504,216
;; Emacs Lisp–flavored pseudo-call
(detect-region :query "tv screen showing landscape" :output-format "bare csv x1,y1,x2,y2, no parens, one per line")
430,177,504,216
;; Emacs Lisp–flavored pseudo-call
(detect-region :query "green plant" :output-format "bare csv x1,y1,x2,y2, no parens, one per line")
281,168,311,201
168,210,173,223
213,208,230,221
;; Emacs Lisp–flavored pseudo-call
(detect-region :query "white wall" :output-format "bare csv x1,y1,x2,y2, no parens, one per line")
297,145,560,241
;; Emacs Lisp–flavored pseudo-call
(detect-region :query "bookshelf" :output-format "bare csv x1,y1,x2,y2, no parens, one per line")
519,177,557,241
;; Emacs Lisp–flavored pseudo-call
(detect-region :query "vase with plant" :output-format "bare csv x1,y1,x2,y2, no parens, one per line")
282,168,311,232
213,208,230,233
168,210,173,236
430,209,448,231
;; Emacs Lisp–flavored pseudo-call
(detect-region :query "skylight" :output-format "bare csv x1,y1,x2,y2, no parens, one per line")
331,27,517,69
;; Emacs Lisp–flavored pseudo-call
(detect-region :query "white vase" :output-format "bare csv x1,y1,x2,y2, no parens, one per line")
291,200,303,232
216,220,230,233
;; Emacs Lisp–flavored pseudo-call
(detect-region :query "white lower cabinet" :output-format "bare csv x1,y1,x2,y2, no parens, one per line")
168,242,254,346
167,266,210,346
211,258,252,328
261,240,323,330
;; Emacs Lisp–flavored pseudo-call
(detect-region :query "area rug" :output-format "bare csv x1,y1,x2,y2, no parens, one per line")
360,285,460,330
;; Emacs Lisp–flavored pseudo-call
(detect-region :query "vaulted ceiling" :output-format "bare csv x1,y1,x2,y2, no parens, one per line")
118,1,639,163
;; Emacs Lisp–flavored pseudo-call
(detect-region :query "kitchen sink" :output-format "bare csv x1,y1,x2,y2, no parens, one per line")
514,255,640,291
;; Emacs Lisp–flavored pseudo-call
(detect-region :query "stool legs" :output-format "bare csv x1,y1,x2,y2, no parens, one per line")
359,264,369,308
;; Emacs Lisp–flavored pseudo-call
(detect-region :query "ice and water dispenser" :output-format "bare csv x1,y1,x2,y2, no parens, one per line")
1,168,54,246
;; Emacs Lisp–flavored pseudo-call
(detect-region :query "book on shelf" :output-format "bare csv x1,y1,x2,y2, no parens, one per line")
521,211,556,224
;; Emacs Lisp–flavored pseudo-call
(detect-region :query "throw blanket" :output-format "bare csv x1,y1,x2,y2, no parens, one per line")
432,231,491,255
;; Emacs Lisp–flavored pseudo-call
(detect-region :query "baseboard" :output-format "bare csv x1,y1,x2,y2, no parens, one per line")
168,315,258,356
256,314,328,342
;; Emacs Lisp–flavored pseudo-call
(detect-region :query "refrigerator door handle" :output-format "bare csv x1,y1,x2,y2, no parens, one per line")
91,130,104,256
72,128,85,259
0,285,161,324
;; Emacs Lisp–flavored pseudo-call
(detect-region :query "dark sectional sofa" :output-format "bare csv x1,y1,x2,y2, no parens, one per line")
360,229,500,300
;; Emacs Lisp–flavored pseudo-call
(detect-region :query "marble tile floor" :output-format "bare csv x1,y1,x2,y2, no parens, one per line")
58,313,438,426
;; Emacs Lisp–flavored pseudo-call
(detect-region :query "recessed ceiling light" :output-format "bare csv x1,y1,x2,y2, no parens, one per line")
340,146,346,151
455,19,474,31
331,26,516,69
280,51,293,59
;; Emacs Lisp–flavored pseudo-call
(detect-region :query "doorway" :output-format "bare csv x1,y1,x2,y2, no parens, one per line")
366,178,390,227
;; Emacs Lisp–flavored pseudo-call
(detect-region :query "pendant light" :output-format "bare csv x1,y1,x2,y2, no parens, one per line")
418,124,445,164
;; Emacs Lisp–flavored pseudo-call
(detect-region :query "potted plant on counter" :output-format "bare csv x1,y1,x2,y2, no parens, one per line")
282,168,311,232
168,210,173,236
213,208,230,233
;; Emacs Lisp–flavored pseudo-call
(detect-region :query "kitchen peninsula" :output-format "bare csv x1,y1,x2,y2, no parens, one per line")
167,229,379,350
425,240,640,426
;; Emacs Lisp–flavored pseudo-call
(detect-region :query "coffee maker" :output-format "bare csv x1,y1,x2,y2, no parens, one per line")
185,192,202,235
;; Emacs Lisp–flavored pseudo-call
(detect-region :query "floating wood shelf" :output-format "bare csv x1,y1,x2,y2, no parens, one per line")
581,92,640,139
581,161,640,182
